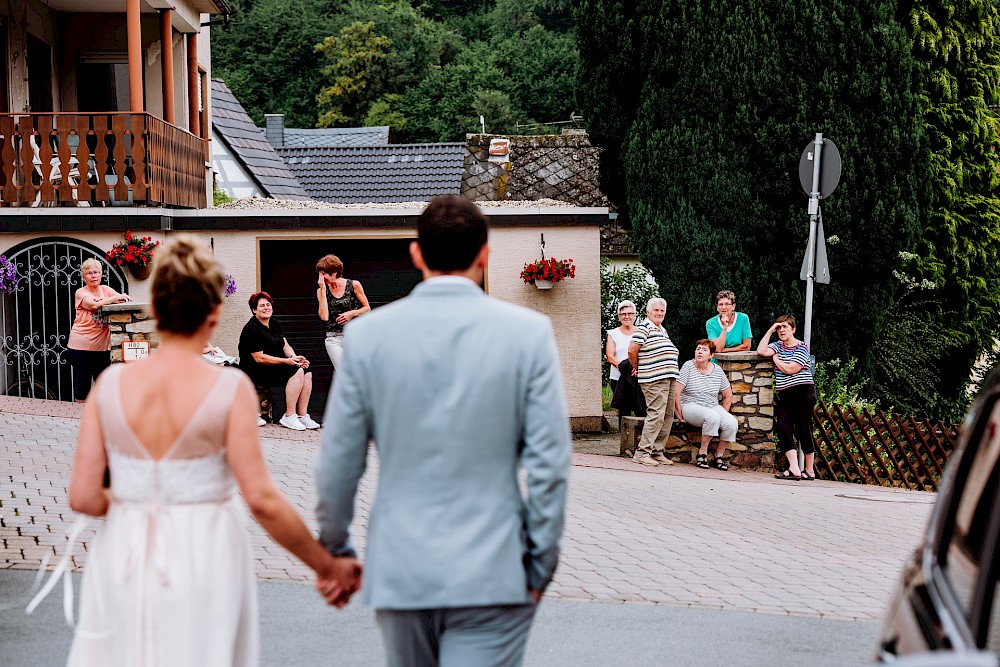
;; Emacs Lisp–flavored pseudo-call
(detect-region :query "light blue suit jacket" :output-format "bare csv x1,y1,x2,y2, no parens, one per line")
316,277,571,610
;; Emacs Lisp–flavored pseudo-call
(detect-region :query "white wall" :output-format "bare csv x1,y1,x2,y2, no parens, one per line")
0,220,604,425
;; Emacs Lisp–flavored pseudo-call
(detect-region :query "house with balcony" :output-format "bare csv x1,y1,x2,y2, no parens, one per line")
0,0,220,210
0,0,224,403
0,2,606,430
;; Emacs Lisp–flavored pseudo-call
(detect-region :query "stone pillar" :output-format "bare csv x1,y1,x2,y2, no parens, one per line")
715,352,775,471
105,303,159,363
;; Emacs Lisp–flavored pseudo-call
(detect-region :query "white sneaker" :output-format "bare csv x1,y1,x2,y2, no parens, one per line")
257,416,266,427
297,414,321,429
279,414,306,431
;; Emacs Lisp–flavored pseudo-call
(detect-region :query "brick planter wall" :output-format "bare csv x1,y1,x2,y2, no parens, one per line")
105,303,159,363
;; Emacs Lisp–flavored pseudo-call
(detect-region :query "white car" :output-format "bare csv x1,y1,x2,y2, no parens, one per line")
877,373,1000,663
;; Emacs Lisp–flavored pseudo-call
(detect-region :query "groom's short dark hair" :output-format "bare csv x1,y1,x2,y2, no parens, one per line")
417,196,489,271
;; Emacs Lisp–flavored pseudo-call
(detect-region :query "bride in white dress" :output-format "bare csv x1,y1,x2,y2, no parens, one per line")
65,235,360,666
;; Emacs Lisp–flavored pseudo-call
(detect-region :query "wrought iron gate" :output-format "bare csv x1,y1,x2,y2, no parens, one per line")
0,238,128,401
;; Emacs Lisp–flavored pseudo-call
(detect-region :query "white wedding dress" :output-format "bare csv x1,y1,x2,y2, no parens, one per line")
68,364,259,666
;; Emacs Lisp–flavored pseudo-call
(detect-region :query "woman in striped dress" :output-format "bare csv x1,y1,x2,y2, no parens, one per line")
757,314,816,480
674,339,738,470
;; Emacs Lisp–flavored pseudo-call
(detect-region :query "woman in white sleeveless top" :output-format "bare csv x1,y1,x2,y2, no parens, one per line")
66,235,360,666
605,300,637,392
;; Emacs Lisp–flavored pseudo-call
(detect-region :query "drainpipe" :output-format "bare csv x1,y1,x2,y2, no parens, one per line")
126,0,144,112
160,10,175,124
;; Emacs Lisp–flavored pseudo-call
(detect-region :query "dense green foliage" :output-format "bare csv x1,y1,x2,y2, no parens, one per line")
599,259,658,334
894,0,1000,419
213,0,580,141
212,0,339,128
577,0,934,411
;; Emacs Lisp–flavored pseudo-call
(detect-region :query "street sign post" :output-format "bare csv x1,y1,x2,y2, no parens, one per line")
798,134,840,347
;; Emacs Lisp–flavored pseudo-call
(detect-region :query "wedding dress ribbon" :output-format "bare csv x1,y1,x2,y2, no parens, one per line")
123,503,172,587
25,516,89,626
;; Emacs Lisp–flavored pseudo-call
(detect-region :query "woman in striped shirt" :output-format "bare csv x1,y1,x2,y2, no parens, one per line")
757,314,816,480
674,339,737,470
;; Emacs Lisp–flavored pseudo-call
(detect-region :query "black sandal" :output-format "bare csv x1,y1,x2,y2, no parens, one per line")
695,453,710,469
714,457,729,471
774,470,801,481
801,471,816,480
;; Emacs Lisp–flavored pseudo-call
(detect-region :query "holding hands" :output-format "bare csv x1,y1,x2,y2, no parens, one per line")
315,553,363,608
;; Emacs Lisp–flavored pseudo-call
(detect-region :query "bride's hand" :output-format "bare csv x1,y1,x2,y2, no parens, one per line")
315,554,363,608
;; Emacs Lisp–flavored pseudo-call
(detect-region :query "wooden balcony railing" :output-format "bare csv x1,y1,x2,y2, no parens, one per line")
0,113,206,209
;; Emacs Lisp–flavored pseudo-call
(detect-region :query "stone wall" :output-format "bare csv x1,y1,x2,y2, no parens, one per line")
462,133,608,206
662,352,777,471
105,303,159,363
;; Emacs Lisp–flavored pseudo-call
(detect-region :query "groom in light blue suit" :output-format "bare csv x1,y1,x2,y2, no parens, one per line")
315,195,572,667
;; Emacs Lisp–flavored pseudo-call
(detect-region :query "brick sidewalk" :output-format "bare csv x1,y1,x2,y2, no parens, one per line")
0,399,933,621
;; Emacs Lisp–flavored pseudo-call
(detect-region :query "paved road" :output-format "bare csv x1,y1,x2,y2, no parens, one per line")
1,569,878,667
0,396,935,663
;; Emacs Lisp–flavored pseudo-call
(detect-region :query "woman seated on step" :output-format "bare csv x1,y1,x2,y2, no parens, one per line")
673,339,738,471
238,291,320,431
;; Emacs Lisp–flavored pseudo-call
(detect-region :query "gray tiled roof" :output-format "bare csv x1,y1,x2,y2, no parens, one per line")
276,144,466,204
210,79,311,200
283,126,390,148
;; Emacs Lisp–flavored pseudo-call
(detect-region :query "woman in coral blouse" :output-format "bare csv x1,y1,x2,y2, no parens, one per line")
67,259,132,402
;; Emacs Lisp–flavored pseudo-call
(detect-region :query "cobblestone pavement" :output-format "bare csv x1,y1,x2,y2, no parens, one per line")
0,398,934,621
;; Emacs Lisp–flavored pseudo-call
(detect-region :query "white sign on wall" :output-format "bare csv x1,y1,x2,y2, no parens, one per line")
122,340,150,362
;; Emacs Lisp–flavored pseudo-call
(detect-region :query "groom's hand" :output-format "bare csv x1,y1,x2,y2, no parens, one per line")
316,556,363,608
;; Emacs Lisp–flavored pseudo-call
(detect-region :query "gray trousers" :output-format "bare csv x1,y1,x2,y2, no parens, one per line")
375,604,536,667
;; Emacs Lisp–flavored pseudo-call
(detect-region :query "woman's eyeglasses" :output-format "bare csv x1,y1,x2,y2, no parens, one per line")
619,312,635,317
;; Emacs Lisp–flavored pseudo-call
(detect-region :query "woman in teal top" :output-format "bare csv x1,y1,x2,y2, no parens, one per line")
705,289,752,353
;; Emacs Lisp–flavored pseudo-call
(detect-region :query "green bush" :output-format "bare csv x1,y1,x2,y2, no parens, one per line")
213,186,233,207
813,357,877,412
602,383,613,411
600,258,659,376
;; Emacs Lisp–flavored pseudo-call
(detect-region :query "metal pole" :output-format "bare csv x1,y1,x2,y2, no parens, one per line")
803,132,823,348
800,133,824,474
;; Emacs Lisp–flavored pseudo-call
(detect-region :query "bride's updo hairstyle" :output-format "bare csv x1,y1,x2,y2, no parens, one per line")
150,234,226,334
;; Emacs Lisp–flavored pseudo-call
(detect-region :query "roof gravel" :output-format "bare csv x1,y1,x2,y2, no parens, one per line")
214,198,582,210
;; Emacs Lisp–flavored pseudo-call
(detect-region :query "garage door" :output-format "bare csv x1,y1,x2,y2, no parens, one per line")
259,238,421,416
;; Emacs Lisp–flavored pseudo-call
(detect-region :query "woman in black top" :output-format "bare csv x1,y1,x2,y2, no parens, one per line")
315,254,370,371
238,291,319,431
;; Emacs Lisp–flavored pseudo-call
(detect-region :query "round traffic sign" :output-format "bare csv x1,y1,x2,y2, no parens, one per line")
799,138,841,198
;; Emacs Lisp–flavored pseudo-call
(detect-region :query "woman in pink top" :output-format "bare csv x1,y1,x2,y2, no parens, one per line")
67,258,132,401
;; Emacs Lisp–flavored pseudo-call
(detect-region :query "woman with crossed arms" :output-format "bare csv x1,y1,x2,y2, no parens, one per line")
705,289,752,354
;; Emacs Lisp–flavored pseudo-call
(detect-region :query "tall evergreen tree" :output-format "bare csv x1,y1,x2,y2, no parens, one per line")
576,0,930,386
894,0,1000,418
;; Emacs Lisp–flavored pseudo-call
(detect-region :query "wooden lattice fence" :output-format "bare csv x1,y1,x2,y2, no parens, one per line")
812,402,961,492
